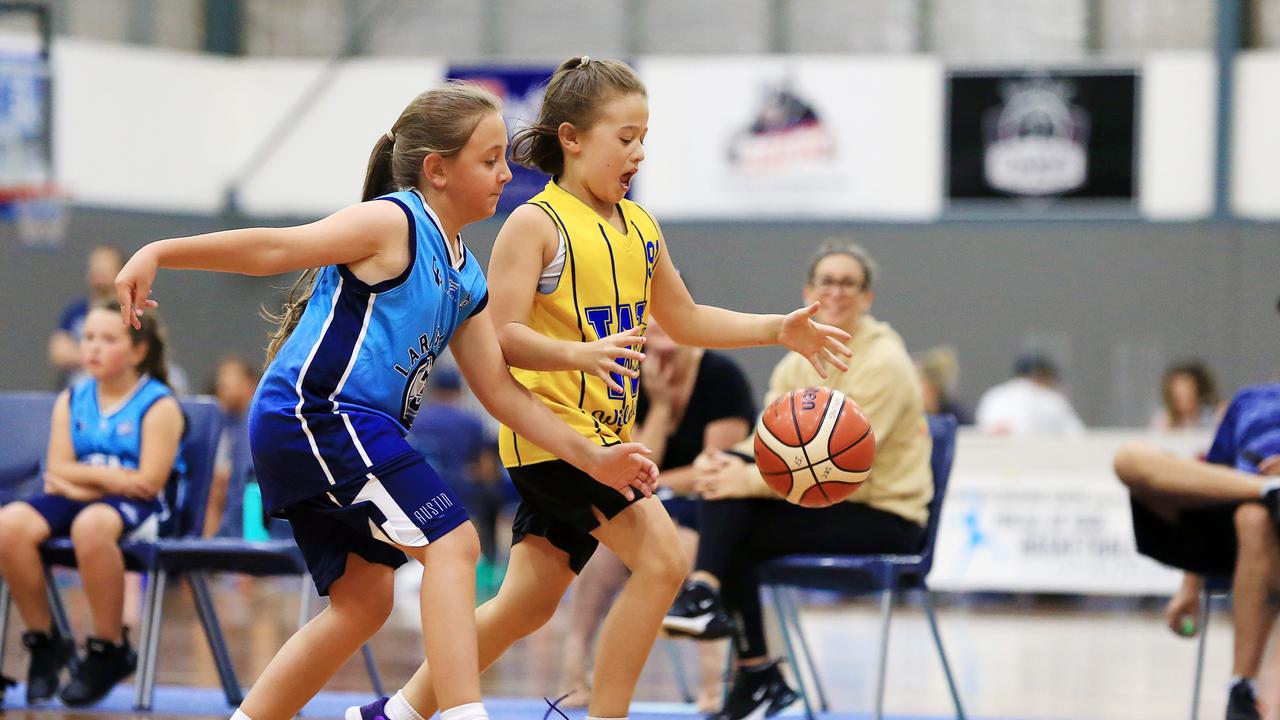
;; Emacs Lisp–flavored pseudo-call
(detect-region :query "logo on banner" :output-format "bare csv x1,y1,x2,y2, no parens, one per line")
981,78,1090,197
727,80,835,175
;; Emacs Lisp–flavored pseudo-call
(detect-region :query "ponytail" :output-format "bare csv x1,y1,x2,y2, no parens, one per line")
361,131,397,202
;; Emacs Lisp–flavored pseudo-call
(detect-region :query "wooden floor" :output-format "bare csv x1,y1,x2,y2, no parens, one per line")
1,568,1277,720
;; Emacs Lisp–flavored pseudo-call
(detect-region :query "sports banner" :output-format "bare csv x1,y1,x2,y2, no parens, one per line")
447,64,555,214
635,57,942,220
947,70,1138,204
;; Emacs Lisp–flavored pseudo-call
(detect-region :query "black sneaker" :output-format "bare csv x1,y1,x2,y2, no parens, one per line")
1226,678,1260,720
21,630,75,705
663,581,737,640
711,660,799,720
58,633,137,707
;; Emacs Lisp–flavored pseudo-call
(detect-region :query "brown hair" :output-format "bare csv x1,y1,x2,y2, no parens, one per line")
510,56,646,178
1161,359,1219,425
91,300,169,387
264,82,502,366
806,239,878,290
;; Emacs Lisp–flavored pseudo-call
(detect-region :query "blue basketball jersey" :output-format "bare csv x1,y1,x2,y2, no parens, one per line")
250,189,489,511
1205,383,1280,471
68,375,187,479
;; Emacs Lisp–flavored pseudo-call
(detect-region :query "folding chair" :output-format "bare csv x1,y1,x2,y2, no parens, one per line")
758,414,966,720
1190,574,1232,720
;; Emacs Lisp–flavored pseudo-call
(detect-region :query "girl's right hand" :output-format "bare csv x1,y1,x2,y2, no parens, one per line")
585,442,659,501
1164,588,1200,637
115,246,161,329
573,327,646,395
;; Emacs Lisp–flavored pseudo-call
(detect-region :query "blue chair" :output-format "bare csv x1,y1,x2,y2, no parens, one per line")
757,414,966,720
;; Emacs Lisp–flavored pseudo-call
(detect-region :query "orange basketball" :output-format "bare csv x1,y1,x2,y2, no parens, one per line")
753,387,875,507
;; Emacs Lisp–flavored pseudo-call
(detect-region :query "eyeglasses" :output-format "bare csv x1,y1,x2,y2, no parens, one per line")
812,277,866,291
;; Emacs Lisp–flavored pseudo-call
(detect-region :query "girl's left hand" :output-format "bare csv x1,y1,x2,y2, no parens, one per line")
777,302,853,379
114,246,161,329
693,450,753,500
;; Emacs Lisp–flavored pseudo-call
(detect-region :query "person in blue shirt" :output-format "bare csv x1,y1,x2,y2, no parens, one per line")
112,82,657,720
1115,383,1280,720
0,301,185,706
47,245,124,388
404,366,504,562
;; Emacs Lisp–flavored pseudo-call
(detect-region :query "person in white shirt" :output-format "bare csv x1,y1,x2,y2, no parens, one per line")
975,353,1085,437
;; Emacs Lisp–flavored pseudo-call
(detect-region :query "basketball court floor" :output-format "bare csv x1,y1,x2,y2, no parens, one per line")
0,571,1267,720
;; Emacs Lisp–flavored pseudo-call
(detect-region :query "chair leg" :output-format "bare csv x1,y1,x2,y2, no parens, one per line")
134,570,166,711
873,589,894,720
921,590,967,720
0,581,9,674
782,587,830,712
42,566,72,641
663,636,695,704
190,572,244,706
768,586,815,720
360,643,385,697
1191,587,1211,720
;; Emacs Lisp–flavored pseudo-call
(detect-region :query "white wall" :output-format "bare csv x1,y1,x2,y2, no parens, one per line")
45,37,1280,220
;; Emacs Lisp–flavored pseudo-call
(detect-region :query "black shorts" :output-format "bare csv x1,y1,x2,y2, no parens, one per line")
507,459,642,573
1130,498,1242,577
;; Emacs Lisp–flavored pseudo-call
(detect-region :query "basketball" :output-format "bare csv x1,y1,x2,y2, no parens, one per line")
753,387,875,507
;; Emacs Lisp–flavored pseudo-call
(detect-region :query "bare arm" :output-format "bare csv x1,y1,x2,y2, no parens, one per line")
449,308,657,499
43,391,101,501
487,205,645,393
116,201,405,327
648,232,851,377
49,396,185,500
48,330,80,371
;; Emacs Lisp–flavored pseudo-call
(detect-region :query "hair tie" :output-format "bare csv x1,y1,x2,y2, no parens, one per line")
579,55,590,67
385,130,396,143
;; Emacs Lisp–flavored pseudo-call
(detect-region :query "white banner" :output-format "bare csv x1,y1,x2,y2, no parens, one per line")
635,56,943,220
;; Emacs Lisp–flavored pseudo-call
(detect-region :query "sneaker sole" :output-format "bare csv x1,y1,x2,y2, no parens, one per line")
663,614,734,640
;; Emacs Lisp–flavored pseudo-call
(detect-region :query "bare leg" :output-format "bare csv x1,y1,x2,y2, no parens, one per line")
401,536,577,715
559,547,627,706
0,503,55,632
239,554,394,720
1232,503,1280,678
408,521,483,711
588,497,688,717
69,504,127,642
1115,442,1265,518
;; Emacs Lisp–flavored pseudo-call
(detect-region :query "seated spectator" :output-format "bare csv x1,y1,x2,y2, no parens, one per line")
975,353,1085,437
1150,359,1225,431
48,245,123,388
0,302,185,706
203,355,260,537
662,240,932,720
1115,382,1280,720
916,345,973,424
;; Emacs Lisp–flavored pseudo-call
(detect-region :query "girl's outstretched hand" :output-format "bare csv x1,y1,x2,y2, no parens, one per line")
585,441,659,502
114,246,160,329
777,302,853,379
572,326,646,395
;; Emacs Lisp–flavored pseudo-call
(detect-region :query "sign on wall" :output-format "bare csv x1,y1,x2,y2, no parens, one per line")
947,70,1138,205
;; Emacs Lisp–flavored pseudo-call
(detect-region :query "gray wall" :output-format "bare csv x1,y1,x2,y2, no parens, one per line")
3,206,1277,427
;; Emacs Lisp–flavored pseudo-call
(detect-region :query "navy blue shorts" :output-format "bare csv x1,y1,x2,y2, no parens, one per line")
24,493,165,540
660,492,700,529
277,452,469,596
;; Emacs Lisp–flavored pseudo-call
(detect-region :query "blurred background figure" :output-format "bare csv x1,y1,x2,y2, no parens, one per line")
47,245,123,388
1151,358,1225,431
916,345,972,424
976,353,1085,437
203,356,260,538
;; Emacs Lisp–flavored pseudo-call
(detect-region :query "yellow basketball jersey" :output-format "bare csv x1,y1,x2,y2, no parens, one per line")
499,181,662,468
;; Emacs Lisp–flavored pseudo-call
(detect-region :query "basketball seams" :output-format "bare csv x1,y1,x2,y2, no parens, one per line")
787,390,824,504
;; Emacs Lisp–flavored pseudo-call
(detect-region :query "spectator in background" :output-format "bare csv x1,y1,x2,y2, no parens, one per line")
203,356,260,537
48,245,123,388
916,345,972,424
1151,359,1225,431
975,353,1085,437
404,366,503,562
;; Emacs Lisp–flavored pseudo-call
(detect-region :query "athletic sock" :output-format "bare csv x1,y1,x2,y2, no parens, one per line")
441,702,489,720
386,691,426,720
230,710,252,720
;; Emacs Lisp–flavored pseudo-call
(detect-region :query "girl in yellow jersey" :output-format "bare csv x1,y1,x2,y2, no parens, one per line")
386,57,852,720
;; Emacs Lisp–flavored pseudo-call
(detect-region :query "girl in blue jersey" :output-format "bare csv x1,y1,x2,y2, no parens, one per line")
113,83,658,720
0,302,184,707
375,57,853,720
